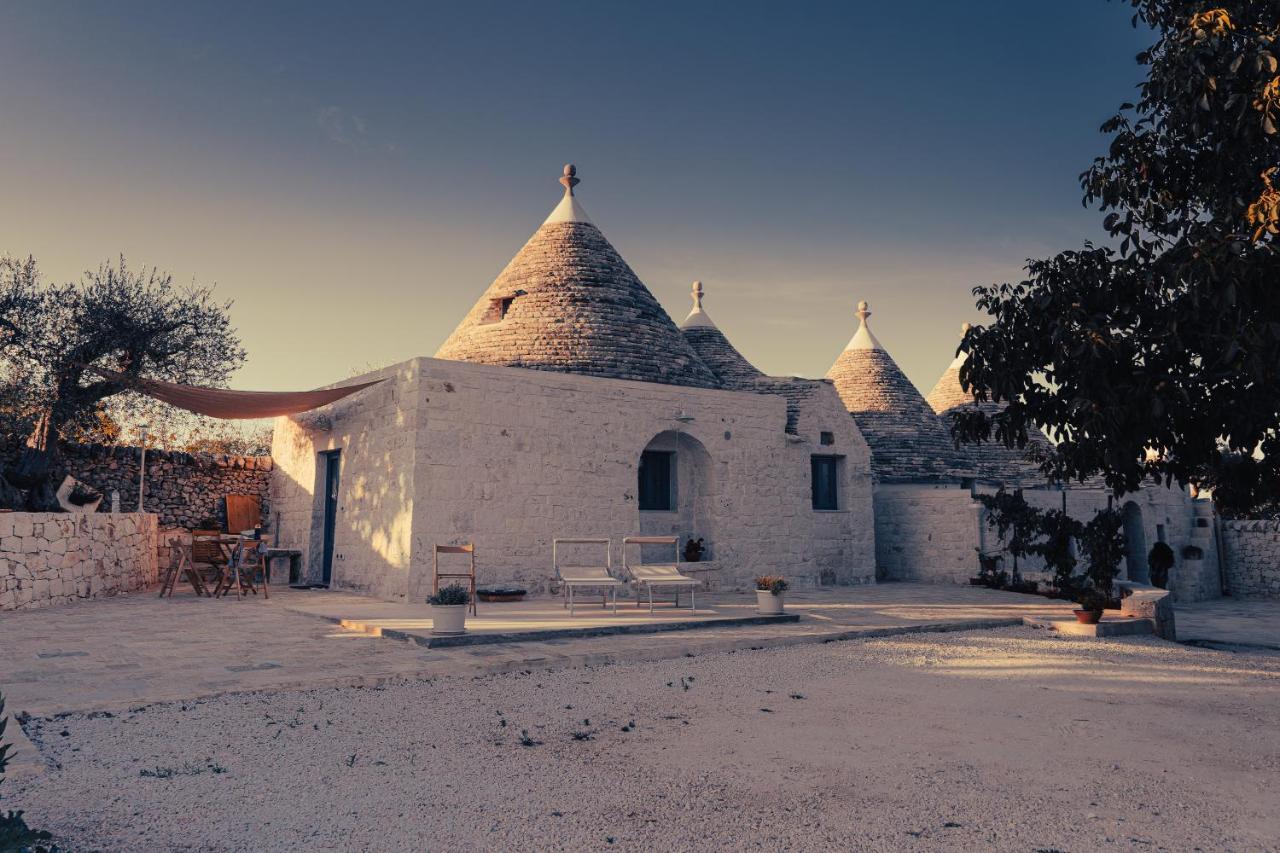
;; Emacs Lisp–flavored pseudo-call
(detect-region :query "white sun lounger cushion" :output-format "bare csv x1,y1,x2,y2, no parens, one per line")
559,565,623,585
628,564,700,586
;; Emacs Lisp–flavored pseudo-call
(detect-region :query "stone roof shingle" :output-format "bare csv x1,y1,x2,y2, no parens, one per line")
826,302,969,482
435,166,720,389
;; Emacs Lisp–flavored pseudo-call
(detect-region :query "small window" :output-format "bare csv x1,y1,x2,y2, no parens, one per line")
639,451,674,511
811,455,841,511
819,431,834,446
480,296,516,324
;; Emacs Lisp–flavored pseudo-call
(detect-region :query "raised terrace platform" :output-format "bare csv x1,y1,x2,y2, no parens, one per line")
281,594,799,647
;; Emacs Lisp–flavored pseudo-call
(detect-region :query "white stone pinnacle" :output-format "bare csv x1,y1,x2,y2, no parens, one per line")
680,280,718,330
843,300,884,351
542,163,593,225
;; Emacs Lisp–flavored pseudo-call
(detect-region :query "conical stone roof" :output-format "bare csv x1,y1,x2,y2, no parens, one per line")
927,324,1055,486
435,165,720,389
826,301,968,482
678,281,764,386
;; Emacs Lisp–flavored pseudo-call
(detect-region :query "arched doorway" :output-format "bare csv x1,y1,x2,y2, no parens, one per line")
635,430,717,557
1122,500,1148,583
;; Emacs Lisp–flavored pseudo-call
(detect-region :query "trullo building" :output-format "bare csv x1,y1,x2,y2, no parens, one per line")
271,165,1222,603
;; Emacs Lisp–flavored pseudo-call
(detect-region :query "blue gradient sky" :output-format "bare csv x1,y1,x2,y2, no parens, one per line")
0,1,1149,393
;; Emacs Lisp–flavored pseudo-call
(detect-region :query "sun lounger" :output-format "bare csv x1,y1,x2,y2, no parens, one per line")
621,536,700,613
553,538,621,615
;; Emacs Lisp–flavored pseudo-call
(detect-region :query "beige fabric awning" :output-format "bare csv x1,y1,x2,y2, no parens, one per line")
89,366,383,419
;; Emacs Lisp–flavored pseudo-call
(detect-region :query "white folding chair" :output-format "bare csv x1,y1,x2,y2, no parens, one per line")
553,538,621,615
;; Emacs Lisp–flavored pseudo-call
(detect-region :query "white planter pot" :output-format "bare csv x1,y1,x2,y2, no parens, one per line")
431,604,467,635
756,589,784,615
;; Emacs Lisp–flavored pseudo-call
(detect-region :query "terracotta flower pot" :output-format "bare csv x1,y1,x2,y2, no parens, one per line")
1073,608,1103,625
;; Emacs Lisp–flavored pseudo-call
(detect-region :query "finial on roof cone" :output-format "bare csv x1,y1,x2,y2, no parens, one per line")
543,164,591,225
844,299,884,351
679,280,717,330
560,163,579,196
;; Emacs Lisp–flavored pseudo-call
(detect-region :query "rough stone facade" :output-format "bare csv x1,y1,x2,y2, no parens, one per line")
272,357,877,602
871,484,980,583
1220,519,1280,598
0,512,158,611
870,481,1221,602
9,444,274,531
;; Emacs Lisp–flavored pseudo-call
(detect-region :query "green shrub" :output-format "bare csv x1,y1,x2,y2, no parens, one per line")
428,583,471,606
1148,542,1175,589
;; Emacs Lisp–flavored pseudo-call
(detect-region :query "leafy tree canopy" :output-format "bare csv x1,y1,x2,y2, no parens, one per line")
955,2,1280,513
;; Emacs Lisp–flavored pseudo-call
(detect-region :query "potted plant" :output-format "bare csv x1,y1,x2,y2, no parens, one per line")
1072,586,1107,625
428,583,471,635
683,538,706,563
1147,542,1174,589
755,575,788,615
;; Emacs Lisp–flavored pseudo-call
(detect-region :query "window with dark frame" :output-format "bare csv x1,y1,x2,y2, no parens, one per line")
639,450,674,511
811,455,840,511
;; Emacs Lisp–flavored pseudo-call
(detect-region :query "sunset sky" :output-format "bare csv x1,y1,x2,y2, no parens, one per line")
1,1,1150,395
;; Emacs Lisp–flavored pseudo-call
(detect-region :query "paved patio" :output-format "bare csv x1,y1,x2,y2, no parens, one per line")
1,583,1072,721
1176,596,1280,652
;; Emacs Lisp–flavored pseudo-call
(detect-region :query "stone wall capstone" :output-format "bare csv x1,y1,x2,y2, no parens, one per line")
3,444,273,531
1220,519,1280,599
0,512,158,611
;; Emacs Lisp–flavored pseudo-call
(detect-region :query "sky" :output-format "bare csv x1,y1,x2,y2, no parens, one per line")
0,1,1152,396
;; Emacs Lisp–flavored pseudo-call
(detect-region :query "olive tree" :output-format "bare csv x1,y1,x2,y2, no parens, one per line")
0,255,243,509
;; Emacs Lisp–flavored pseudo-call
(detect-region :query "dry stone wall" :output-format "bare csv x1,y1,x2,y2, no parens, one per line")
1221,519,1280,598
7,444,273,531
0,512,157,611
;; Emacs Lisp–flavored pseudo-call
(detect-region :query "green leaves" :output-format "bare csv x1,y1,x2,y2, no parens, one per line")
955,1,1280,507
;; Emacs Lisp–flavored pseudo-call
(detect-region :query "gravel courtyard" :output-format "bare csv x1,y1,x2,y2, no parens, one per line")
9,627,1279,852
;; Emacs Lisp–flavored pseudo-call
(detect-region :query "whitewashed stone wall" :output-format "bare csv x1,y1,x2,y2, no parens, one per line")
0,512,158,611
872,485,980,583
1220,520,1280,599
873,481,1221,602
272,357,877,601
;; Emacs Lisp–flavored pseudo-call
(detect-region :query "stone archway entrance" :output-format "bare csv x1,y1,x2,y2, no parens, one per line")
635,430,717,557
1122,500,1149,583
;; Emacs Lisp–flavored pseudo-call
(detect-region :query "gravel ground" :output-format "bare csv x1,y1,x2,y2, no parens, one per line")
8,627,1280,852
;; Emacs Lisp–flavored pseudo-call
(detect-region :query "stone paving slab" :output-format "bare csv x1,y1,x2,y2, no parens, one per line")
1176,597,1280,652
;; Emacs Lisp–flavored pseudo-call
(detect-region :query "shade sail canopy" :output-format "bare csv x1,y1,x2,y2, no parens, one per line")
89,366,383,419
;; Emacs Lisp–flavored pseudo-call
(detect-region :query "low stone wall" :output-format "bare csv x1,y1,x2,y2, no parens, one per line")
4,444,273,531
0,512,158,611
1220,519,1280,599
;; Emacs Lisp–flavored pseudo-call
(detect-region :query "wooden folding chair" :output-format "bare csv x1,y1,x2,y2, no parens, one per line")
191,534,230,596
158,545,210,598
215,537,269,600
433,543,477,615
